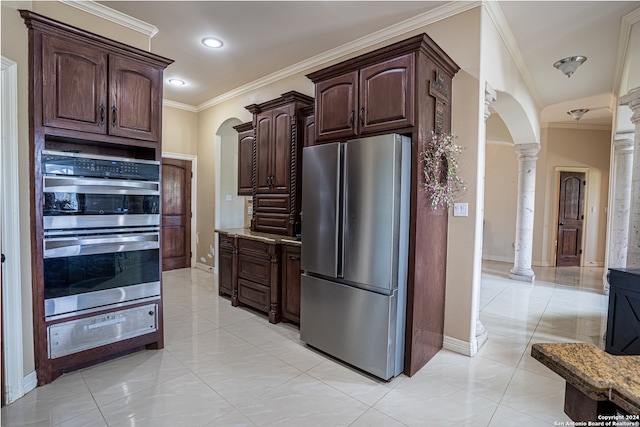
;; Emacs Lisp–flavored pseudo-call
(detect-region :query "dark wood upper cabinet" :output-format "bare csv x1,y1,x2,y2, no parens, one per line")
312,54,414,142
108,55,161,141
245,92,313,235
234,122,254,196
42,34,108,134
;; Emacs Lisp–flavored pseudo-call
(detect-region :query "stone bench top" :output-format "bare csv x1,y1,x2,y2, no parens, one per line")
531,343,640,415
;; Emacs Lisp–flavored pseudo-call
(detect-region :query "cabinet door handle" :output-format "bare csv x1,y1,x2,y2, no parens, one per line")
359,107,365,126
99,103,105,126
289,255,300,261
349,110,355,128
111,105,117,127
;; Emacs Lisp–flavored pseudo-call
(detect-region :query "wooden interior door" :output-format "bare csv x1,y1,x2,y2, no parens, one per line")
161,158,192,271
556,171,585,267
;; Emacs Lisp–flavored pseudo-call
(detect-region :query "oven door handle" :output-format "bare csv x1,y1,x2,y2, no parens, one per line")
44,233,160,258
43,176,160,195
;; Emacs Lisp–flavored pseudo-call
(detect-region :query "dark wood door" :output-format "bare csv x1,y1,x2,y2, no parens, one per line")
359,53,414,135
235,123,254,196
281,245,301,324
42,34,108,134
271,105,291,193
315,71,358,142
109,54,161,141
556,171,585,267
255,111,272,193
162,158,192,271
218,235,235,297
303,113,315,147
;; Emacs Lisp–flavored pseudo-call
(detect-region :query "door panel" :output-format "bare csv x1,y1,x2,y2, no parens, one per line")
255,113,272,192
315,71,358,141
161,158,192,271
556,172,585,267
271,106,291,192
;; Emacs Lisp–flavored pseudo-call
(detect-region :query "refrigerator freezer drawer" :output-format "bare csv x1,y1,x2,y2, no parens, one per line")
300,274,402,380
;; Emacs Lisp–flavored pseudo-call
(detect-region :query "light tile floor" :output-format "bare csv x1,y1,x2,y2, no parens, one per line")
2,261,609,426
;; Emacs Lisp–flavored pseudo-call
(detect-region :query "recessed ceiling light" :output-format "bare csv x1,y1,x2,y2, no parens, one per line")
168,78,185,86
202,37,223,48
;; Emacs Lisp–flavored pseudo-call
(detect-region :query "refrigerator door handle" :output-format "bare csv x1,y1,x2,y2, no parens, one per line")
338,143,346,279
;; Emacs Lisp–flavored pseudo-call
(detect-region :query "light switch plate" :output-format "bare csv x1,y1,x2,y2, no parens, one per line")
453,202,468,217
225,194,232,201
247,206,253,215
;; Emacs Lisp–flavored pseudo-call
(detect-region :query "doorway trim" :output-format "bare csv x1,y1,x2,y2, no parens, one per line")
1,56,25,404
554,166,590,267
161,152,197,269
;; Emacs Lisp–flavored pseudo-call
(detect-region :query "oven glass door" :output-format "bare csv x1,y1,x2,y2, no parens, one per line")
43,176,160,229
43,231,160,318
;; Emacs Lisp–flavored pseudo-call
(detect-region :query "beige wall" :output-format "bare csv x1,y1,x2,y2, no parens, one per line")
162,105,198,155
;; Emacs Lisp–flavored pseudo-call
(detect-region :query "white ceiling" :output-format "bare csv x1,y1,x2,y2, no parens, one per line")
97,1,640,127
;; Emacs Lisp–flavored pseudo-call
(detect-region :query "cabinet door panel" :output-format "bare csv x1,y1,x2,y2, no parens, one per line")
255,112,272,192
237,278,270,313
360,54,414,134
281,245,301,323
238,254,271,285
315,71,358,142
219,248,234,297
237,127,254,196
42,34,107,134
253,213,289,235
109,55,161,141
271,106,291,193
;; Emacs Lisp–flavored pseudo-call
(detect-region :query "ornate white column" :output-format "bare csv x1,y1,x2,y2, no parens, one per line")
510,143,540,282
475,83,496,350
620,88,640,267
604,134,634,293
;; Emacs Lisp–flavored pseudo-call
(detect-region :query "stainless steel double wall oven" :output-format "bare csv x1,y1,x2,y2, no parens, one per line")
42,150,161,358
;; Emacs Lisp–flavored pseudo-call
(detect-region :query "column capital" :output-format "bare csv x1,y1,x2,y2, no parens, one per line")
613,133,635,152
484,82,497,122
620,87,640,124
514,142,540,158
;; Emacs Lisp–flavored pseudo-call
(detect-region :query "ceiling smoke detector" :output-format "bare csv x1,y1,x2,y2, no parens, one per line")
567,109,589,122
553,56,587,78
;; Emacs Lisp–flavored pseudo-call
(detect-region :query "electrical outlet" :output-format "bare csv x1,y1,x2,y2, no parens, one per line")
248,206,253,215
225,194,232,201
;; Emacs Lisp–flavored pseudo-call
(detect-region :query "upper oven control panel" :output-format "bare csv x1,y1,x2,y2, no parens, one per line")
42,150,160,181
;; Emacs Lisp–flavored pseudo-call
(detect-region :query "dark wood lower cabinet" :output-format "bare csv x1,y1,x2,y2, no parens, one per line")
218,234,236,300
281,244,301,324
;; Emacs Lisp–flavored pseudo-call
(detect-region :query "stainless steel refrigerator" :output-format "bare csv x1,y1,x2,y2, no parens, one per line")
300,133,411,380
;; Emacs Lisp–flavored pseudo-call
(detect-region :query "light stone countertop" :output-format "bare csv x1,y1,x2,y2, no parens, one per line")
215,228,301,246
531,342,640,414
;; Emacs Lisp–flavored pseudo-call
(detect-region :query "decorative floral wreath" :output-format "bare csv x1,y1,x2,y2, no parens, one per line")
420,131,465,209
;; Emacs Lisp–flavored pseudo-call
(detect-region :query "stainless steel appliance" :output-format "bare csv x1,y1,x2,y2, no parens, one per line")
300,134,411,380
41,150,161,358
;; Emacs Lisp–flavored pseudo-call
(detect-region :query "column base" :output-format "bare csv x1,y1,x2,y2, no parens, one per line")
509,267,535,282
476,319,488,350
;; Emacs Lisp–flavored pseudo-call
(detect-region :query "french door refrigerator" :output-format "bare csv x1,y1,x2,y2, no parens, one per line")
300,133,411,380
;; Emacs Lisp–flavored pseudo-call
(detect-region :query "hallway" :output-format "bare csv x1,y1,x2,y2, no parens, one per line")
1,262,608,426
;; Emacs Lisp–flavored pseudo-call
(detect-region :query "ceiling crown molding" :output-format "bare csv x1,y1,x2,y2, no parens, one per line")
613,6,640,100
482,1,543,110
196,1,480,111
163,99,198,113
59,0,158,37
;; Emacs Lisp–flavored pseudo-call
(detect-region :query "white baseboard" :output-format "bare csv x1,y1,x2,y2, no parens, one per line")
195,262,214,274
482,255,513,264
23,370,37,395
443,335,477,357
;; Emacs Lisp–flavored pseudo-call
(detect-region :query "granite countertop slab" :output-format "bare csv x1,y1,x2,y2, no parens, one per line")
215,228,301,246
531,342,640,414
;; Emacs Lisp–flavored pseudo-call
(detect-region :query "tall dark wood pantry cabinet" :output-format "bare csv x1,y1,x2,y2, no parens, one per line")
21,10,173,385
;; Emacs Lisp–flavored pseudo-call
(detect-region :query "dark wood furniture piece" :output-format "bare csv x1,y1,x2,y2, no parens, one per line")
243,92,314,236
306,33,459,377
531,342,640,420
237,238,281,323
301,105,316,148
235,122,254,197
606,268,640,356
280,243,302,324
21,10,173,385
218,234,237,301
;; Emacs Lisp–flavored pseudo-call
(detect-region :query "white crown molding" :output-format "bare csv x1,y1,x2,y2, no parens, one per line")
196,1,481,112
542,122,612,131
482,1,544,110
613,6,640,99
59,0,158,37
163,99,198,113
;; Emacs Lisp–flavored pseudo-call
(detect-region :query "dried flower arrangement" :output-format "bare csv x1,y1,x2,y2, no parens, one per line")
420,131,465,209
